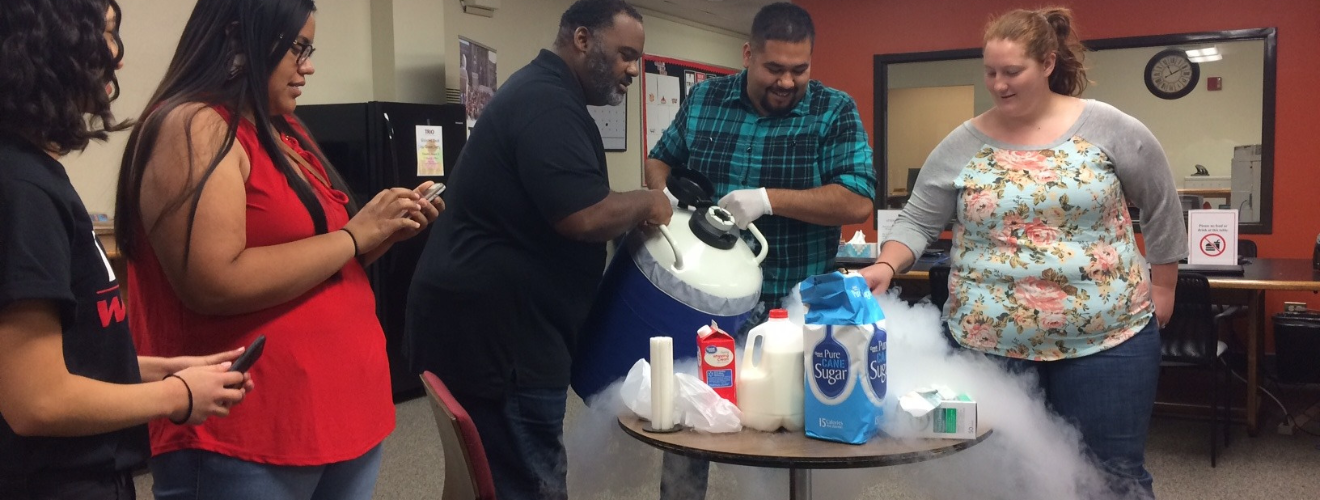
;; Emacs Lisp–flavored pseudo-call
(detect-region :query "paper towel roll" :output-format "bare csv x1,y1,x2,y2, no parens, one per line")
650,336,675,430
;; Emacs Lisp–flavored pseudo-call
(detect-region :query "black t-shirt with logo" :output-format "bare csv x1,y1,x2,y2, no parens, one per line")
406,50,612,398
0,135,148,477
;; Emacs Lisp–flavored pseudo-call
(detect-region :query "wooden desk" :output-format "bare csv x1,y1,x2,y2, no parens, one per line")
1196,258,1320,435
853,258,1320,436
619,416,990,500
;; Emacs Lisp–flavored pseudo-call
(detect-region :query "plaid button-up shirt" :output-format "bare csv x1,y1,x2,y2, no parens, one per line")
650,70,876,298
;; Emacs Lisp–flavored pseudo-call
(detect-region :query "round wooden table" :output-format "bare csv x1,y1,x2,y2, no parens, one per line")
619,415,992,499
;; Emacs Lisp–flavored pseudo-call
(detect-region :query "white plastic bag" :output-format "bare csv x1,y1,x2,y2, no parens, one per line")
674,371,742,433
620,359,653,419
621,359,742,433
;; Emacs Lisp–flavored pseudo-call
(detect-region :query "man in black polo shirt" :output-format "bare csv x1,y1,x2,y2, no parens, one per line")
404,1,668,498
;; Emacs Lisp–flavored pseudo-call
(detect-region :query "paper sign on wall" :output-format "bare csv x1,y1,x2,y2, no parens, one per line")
416,125,444,177
588,104,627,151
1187,209,1238,265
875,210,902,242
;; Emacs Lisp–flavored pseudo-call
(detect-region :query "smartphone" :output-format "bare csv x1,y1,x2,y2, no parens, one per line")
228,335,266,373
422,182,446,202
397,183,446,219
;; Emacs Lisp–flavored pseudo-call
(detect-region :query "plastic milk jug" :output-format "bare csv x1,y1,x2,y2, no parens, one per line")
697,322,738,405
736,309,805,432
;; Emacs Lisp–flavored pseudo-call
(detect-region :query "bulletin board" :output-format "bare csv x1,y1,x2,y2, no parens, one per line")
641,55,738,184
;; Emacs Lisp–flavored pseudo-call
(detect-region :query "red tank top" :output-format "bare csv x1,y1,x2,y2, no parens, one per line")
128,108,394,465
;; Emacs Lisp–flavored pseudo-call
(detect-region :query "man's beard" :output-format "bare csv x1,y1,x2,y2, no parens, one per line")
759,86,803,116
585,44,628,106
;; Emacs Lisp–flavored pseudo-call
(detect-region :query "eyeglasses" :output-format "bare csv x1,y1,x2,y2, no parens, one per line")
290,40,316,66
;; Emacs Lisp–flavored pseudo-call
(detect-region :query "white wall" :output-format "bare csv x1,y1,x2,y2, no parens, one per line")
1085,41,1264,181
886,86,974,194
308,0,376,103
65,0,377,214
883,40,1266,187
438,0,746,191
64,0,744,214
890,58,995,114
64,0,193,215
387,0,447,103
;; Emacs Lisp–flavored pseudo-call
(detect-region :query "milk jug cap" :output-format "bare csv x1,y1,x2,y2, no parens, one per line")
768,308,788,319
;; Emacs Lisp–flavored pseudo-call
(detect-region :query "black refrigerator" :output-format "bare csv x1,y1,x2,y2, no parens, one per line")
296,101,465,400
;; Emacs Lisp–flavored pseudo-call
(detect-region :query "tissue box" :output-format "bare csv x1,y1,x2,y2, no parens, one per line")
896,394,977,439
836,243,877,259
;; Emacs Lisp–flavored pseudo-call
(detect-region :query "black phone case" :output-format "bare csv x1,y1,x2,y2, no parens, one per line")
229,335,266,373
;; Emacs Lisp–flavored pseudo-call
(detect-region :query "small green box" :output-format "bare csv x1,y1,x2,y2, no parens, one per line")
900,393,977,439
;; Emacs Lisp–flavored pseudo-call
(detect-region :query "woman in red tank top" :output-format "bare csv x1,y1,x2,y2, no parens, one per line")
113,1,443,498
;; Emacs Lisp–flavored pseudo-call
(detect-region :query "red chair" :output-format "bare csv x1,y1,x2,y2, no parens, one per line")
421,371,497,500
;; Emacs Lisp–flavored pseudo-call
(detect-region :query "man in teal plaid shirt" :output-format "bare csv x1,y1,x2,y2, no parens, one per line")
646,4,875,332
646,3,875,497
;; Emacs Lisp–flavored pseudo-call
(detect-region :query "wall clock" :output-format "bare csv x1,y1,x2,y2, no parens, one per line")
1144,48,1199,100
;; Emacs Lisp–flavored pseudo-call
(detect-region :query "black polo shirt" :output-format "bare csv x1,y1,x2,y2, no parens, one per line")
406,50,611,398
0,135,148,477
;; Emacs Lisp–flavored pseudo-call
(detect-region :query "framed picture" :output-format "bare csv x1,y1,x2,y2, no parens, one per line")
458,37,497,136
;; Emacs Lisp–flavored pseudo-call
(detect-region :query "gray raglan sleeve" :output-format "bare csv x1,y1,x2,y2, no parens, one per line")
883,125,984,260
1084,102,1188,264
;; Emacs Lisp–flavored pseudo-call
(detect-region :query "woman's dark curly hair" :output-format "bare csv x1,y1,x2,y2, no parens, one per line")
0,0,127,154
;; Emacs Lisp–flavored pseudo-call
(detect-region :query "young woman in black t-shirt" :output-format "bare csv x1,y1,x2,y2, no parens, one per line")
0,1,254,498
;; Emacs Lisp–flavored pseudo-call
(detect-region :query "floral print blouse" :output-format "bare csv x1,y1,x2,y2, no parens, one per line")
886,101,1188,361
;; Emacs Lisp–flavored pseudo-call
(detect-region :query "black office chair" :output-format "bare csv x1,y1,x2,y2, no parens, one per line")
1238,239,1258,259
1160,272,1232,467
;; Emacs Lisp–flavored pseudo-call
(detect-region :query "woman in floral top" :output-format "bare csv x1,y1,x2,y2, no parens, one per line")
861,7,1186,497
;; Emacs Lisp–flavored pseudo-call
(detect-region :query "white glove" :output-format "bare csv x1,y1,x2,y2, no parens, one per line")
718,188,772,229
662,187,679,208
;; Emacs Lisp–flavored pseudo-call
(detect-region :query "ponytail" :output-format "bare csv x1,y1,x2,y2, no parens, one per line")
1042,8,1088,96
984,6,1089,96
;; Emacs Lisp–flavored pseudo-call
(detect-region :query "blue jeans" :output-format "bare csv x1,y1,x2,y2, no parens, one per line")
149,445,382,500
454,387,569,500
996,318,1162,497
